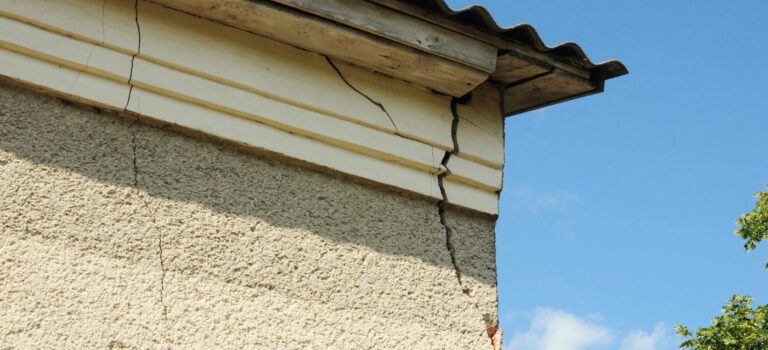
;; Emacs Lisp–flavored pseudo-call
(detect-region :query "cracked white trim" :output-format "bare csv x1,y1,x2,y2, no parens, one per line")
0,0,503,215
326,56,397,132
124,0,141,111
437,96,500,348
436,97,464,293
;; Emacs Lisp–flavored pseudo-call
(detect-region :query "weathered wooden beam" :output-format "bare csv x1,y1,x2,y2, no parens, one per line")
503,69,600,116
148,0,489,97
271,0,497,73
367,0,592,80
491,51,550,84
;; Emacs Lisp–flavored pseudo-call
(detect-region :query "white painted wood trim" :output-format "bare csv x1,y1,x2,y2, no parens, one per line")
0,47,131,110
148,0,490,97
446,155,502,192
130,58,442,173
0,0,139,53
455,82,505,169
443,179,499,216
126,87,445,200
0,0,504,215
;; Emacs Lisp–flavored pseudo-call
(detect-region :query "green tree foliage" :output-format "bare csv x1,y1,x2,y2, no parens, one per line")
675,191,768,349
675,296,768,350
736,192,768,268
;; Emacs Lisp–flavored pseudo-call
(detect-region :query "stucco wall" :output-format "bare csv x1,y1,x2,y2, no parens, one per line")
0,83,498,349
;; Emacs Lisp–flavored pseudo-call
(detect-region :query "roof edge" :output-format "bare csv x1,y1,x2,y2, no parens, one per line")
372,0,628,80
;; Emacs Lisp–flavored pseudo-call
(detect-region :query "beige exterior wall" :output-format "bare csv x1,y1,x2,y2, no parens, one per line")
0,83,498,348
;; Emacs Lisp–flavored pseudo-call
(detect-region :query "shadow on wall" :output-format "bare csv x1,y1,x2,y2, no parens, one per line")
0,82,497,286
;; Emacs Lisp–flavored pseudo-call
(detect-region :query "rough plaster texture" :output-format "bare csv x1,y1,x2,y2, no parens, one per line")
443,209,499,326
0,83,498,349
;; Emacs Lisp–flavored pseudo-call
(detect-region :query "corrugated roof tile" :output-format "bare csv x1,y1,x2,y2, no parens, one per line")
399,0,628,79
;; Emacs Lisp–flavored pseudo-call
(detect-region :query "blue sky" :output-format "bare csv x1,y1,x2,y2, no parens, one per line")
445,0,768,349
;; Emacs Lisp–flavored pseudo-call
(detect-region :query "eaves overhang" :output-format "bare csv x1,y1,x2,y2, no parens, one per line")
151,0,626,117
370,0,628,116
0,0,624,214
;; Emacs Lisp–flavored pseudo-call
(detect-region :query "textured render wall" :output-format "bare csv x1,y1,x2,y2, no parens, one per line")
0,83,498,349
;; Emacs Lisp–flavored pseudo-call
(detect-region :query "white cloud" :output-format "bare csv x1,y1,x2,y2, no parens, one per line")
620,323,672,350
509,186,583,213
506,309,613,350
533,107,551,122
505,310,673,350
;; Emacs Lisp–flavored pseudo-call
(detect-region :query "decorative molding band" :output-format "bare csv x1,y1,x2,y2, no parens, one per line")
148,0,492,97
0,0,503,215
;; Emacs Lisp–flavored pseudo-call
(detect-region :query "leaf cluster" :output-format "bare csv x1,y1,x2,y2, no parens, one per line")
736,192,768,268
676,295,768,350
675,191,768,349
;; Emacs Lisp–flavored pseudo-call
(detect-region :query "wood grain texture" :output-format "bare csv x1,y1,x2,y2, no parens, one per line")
368,0,591,80
503,69,598,115
491,53,550,84
137,1,396,133
148,0,488,97
272,0,497,72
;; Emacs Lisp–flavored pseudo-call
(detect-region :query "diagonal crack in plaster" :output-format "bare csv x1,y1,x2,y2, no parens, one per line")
325,56,398,132
438,96,500,348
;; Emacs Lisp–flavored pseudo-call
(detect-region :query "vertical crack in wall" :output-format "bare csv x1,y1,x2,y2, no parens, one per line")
437,97,464,292
158,220,168,321
130,118,139,187
324,56,398,131
124,0,141,112
123,0,168,330
439,96,500,349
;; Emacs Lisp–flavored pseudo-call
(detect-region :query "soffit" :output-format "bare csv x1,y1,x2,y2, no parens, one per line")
369,0,628,116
